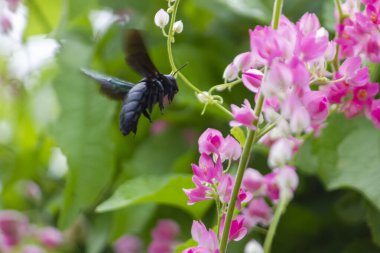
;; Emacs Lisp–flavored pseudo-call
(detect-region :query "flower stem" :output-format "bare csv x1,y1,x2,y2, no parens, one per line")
263,193,289,253
166,0,233,119
219,0,283,251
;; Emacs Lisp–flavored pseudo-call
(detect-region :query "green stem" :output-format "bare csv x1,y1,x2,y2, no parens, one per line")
219,0,283,251
263,194,288,253
254,119,278,142
332,0,344,71
219,129,256,253
166,1,233,119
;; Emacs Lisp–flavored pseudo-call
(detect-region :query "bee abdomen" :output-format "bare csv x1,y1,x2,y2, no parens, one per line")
119,83,149,135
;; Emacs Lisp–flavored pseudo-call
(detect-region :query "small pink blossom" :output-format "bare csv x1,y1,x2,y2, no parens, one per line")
191,153,222,183
149,220,179,253
217,174,234,204
233,52,254,71
21,245,45,253
250,26,284,65
219,135,242,161
184,177,212,205
302,91,329,124
0,15,12,34
198,128,224,155
299,32,328,62
370,99,380,128
242,69,263,93
37,227,63,248
268,138,293,168
150,120,169,135
242,168,264,193
297,13,321,35
262,61,293,100
230,99,257,130
339,57,370,86
219,215,247,242
0,210,28,248
113,235,142,253
242,198,273,228
183,221,220,253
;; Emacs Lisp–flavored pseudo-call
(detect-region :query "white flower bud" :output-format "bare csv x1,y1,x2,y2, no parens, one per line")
268,138,293,169
154,9,169,28
290,106,310,134
244,240,264,253
223,63,238,81
197,91,210,104
173,20,183,33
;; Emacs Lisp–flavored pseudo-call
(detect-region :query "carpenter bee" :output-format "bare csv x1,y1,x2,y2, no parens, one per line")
81,30,179,135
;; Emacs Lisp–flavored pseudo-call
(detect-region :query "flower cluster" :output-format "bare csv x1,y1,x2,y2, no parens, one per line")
0,210,63,252
336,0,380,62
182,129,299,252
154,0,183,36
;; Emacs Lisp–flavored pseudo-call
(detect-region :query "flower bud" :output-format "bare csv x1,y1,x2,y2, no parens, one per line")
290,106,310,134
223,63,238,81
0,15,12,34
197,91,210,104
268,138,292,168
154,9,169,28
173,20,183,33
244,240,264,253
233,52,254,71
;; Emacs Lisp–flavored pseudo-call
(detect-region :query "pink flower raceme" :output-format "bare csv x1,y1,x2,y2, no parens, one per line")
265,166,299,202
183,221,220,253
148,220,180,253
230,99,257,130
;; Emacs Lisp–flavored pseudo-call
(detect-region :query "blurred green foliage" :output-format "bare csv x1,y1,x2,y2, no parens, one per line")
1,0,380,252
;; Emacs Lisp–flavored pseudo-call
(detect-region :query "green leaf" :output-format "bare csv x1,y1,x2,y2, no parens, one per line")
367,203,380,247
51,36,116,228
96,174,210,218
174,238,197,253
231,126,246,147
215,0,271,22
296,115,380,210
25,0,62,36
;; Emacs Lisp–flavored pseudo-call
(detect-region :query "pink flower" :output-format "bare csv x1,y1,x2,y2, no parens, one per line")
150,120,169,135
289,106,311,134
184,177,212,205
5,0,20,11
268,138,293,168
219,215,247,242
370,99,380,128
242,198,273,228
299,31,329,62
218,174,234,204
24,181,42,202
289,57,310,90
339,57,370,86
183,221,220,253
250,26,284,65
242,168,264,193
198,128,224,155
233,52,255,71
343,82,379,117
37,227,63,248
297,13,321,35
242,69,263,93
302,91,329,124
191,153,222,183
219,135,242,161
230,99,257,130
236,189,252,210
113,235,142,253
0,210,28,248
149,220,179,253
261,61,293,100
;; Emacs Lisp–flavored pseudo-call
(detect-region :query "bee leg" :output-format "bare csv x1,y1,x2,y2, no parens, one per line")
155,81,165,112
148,86,157,113
142,109,152,122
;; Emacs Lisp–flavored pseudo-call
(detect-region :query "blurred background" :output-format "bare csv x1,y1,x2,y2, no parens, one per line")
1,0,380,252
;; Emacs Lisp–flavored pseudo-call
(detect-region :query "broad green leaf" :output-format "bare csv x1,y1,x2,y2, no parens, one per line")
25,0,62,36
96,174,210,218
52,36,116,228
296,115,380,210
215,0,271,22
86,213,112,253
231,126,246,147
175,238,196,253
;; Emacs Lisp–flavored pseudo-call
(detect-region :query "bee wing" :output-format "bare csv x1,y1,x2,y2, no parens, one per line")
81,68,134,100
125,29,160,78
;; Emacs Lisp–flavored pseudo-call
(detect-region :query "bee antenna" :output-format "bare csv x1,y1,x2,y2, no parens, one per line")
172,62,188,76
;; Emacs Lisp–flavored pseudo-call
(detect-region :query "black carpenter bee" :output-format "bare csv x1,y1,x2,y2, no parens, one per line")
81,30,179,135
